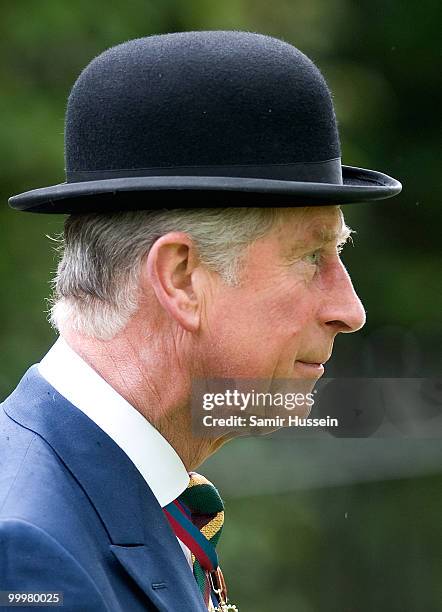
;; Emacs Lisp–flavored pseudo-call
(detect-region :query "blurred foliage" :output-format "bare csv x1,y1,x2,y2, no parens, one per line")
220,473,442,611
0,0,441,609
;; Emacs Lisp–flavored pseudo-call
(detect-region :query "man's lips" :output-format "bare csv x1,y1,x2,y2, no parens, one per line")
296,355,331,367
294,357,330,376
295,360,324,369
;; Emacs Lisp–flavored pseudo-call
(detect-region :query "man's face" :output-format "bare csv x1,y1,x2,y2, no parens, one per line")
198,206,366,383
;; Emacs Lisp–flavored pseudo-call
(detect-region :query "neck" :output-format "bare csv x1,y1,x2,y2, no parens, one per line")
61,327,220,471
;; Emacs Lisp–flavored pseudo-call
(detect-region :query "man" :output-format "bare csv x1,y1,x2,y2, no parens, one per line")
1,31,401,611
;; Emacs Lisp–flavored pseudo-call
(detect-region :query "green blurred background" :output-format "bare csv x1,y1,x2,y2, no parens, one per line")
1,1,441,610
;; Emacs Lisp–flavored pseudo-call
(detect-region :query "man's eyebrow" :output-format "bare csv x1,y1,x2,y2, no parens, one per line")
282,220,354,262
311,223,353,246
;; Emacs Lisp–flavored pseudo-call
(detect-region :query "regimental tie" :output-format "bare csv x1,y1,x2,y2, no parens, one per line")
163,472,239,611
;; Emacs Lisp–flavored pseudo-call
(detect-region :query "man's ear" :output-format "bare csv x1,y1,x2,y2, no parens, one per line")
145,232,202,332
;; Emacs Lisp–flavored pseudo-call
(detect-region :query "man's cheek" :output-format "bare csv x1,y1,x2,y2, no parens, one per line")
266,290,309,331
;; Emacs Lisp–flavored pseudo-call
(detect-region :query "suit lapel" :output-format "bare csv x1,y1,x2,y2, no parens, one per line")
3,366,207,612
110,542,206,612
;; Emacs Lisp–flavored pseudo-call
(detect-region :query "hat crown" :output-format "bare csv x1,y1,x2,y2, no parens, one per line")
65,31,340,177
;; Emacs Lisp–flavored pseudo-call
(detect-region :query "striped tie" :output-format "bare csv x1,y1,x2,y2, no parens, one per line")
163,472,225,608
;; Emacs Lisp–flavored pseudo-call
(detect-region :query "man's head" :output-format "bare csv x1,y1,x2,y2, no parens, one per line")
9,30,399,469
50,206,365,385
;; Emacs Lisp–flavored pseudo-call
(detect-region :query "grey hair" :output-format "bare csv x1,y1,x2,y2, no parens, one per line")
48,208,281,340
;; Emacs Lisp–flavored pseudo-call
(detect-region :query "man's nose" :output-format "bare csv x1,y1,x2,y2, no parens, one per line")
321,259,366,334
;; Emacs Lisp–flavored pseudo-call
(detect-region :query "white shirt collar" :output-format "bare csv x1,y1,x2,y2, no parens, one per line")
38,337,190,507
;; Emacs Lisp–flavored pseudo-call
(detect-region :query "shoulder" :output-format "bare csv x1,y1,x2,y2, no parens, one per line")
0,406,111,609
0,408,84,525
0,405,108,569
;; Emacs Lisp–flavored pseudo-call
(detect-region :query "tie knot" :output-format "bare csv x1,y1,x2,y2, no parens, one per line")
179,472,224,516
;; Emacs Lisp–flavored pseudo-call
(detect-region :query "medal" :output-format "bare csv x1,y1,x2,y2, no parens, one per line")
214,604,239,612
210,567,239,611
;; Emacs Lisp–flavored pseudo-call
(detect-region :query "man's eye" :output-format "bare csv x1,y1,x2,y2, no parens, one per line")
304,251,322,265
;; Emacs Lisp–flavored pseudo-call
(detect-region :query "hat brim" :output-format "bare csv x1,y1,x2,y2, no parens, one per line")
9,165,401,214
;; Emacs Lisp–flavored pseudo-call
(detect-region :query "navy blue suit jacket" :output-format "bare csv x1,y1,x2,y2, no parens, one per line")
0,366,207,611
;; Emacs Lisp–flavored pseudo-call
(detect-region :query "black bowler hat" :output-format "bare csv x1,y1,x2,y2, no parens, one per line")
9,31,401,214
